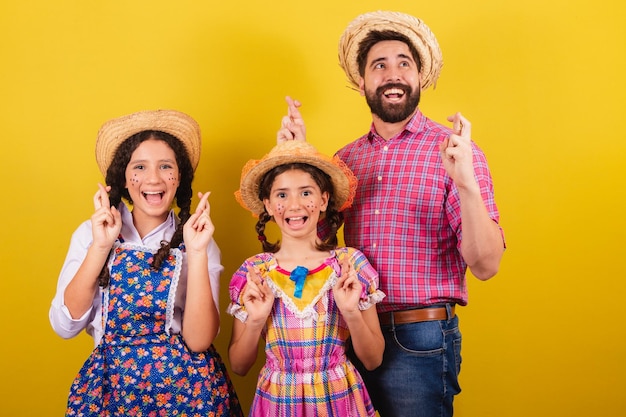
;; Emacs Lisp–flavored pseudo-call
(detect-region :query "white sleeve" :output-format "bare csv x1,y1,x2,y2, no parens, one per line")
206,237,224,315
49,221,102,342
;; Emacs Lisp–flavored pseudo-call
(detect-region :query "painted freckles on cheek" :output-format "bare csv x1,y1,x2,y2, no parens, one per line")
129,174,139,186
275,204,284,215
168,174,177,184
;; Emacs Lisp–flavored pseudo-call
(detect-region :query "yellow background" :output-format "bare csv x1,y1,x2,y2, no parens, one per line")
1,0,624,415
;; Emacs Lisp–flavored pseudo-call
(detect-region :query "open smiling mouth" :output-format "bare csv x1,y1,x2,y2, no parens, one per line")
143,191,165,202
285,216,308,225
383,87,406,99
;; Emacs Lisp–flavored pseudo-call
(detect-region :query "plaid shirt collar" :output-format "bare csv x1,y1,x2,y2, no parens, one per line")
367,109,425,142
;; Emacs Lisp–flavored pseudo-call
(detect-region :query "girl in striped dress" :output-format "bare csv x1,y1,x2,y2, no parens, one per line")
228,140,385,417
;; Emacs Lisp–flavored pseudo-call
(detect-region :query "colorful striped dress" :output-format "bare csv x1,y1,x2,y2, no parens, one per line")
228,247,385,417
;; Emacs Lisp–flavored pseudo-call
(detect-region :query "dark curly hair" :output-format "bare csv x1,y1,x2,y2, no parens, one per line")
255,163,343,253
98,130,194,287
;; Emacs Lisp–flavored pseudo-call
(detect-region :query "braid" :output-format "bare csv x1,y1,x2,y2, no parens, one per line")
256,211,280,253
173,205,191,248
152,200,191,270
97,249,113,288
316,206,343,251
152,242,171,271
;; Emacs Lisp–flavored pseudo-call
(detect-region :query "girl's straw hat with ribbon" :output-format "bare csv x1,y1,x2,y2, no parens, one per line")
235,140,357,217
338,10,444,91
95,109,201,176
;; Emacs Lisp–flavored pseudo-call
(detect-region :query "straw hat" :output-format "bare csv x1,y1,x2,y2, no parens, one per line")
338,10,443,90
95,109,201,176
235,141,357,217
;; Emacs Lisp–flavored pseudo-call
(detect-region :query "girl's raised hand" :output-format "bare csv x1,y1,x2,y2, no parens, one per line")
333,258,362,315
242,266,274,326
184,191,214,253
90,183,122,250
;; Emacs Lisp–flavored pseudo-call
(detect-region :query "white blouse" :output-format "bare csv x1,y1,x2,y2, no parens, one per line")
49,204,224,347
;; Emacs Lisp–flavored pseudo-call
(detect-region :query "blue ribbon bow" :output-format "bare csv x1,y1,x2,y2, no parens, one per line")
289,266,309,299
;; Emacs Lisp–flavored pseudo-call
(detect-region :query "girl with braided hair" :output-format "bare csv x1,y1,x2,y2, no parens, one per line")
228,140,385,416
49,110,242,416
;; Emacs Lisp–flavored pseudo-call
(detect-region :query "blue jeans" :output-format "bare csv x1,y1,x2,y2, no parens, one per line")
351,306,462,417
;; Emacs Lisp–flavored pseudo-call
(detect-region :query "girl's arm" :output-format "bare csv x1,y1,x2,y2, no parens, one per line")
63,245,112,318
343,306,384,370
228,268,274,376
333,258,384,370
64,184,121,319
228,318,264,376
50,221,104,340
181,192,220,352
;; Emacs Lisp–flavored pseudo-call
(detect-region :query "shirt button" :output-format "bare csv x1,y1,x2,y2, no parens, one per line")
377,176,383,181
383,145,389,151
372,243,377,248
375,209,380,215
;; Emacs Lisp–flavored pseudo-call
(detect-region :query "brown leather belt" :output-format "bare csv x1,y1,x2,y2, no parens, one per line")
378,305,455,326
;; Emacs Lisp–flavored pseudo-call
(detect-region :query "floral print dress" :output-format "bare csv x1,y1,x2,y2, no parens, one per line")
66,241,242,417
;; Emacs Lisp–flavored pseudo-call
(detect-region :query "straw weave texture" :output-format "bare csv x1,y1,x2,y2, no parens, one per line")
235,141,357,217
338,10,443,90
95,109,201,176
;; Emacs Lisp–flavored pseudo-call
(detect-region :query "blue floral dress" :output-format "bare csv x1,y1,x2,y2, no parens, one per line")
65,241,242,416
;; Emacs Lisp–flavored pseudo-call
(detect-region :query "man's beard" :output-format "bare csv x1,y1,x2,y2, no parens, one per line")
365,83,420,123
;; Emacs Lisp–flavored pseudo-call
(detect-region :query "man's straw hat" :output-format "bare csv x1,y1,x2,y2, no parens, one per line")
235,141,357,217
338,10,443,90
95,109,201,176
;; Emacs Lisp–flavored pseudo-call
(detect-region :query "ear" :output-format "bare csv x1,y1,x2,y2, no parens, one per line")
358,76,365,96
263,198,273,216
320,191,329,212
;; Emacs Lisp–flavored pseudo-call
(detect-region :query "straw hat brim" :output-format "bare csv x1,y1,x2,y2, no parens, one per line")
235,141,357,217
338,10,443,91
95,109,201,177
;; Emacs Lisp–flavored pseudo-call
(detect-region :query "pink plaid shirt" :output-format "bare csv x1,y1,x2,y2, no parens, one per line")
336,110,501,313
